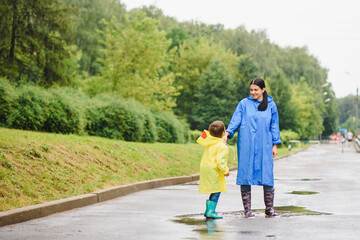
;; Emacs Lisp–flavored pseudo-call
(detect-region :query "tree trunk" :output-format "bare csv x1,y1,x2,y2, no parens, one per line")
9,0,17,63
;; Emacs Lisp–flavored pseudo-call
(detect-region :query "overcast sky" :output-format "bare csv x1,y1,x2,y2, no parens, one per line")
121,0,360,98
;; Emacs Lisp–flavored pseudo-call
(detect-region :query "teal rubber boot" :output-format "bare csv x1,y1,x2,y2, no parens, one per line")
204,199,211,217
205,200,223,219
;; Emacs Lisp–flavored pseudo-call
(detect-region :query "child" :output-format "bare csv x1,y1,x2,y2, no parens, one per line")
197,120,230,219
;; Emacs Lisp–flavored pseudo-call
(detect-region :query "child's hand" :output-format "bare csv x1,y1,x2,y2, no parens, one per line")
225,172,230,177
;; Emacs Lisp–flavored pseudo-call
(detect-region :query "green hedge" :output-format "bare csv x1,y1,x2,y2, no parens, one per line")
0,79,189,143
85,96,189,143
5,85,82,134
0,78,15,126
280,129,300,146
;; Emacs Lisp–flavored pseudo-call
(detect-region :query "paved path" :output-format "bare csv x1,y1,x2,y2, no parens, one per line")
1,144,360,239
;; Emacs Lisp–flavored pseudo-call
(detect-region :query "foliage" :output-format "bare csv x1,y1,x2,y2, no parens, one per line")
0,0,73,85
189,130,202,143
280,129,300,146
234,54,259,101
85,95,188,143
336,95,359,125
0,2,340,140
341,116,360,133
292,78,324,139
97,11,178,110
154,111,189,143
6,85,82,134
268,71,298,131
321,84,338,137
62,0,126,76
193,59,237,130
171,37,238,127
0,78,16,125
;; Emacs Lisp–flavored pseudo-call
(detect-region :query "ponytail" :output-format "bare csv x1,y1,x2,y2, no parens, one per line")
250,78,268,111
258,90,268,111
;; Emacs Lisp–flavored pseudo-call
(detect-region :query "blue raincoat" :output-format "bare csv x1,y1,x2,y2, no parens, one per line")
226,95,282,186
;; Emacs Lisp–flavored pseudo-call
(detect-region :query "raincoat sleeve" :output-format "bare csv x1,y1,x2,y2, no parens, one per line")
226,101,243,140
216,144,229,175
270,103,282,145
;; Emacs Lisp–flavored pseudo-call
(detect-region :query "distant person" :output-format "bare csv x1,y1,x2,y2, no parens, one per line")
224,78,282,218
347,131,354,147
197,120,230,219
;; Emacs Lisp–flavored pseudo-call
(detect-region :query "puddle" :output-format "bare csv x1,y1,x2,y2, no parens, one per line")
173,206,331,234
183,183,199,186
287,191,319,195
299,178,322,181
275,178,322,181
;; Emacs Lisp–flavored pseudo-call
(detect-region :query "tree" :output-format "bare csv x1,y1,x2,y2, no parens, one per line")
336,95,358,125
62,0,126,76
268,71,299,132
0,0,72,85
321,84,338,137
292,78,324,139
235,54,259,101
97,11,178,110
171,37,238,122
193,59,237,130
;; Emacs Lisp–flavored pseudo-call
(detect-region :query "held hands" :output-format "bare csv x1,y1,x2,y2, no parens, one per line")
222,132,230,143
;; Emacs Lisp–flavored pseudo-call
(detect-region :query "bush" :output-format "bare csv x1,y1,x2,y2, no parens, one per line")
6,86,82,134
6,86,49,131
85,97,161,142
190,130,202,143
0,78,16,126
44,90,82,134
280,129,300,146
155,112,189,143
86,99,142,141
0,82,190,143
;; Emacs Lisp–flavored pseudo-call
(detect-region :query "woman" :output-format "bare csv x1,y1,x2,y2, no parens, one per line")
224,78,282,218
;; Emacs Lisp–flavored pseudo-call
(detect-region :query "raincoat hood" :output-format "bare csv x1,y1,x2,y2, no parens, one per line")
247,95,273,103
197,130,224,147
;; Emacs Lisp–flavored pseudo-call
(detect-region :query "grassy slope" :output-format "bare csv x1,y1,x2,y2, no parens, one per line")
0,128,295,211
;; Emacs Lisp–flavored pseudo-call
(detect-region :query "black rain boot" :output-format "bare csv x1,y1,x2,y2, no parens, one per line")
264,189,278,217
241,190,255,218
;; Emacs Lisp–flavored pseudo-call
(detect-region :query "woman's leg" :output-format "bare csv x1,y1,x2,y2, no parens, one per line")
263,185,277,217
241,185,254,217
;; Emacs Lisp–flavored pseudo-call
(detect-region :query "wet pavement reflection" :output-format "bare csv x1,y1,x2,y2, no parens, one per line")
1,144,360,240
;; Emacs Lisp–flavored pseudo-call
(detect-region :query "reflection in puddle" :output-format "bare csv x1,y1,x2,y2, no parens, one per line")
287,191,319,195
275,178,322,181
173,206,331,235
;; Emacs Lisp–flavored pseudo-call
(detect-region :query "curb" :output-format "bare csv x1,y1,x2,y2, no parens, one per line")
0,174,200,227
0,147,308,227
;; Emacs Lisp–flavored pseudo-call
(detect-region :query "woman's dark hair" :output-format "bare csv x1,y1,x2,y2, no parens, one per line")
250,78,268,111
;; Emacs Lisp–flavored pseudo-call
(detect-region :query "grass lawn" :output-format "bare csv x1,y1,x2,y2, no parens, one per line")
0,127,302,211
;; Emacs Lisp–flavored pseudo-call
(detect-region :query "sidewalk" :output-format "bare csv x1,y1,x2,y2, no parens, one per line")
1,144,360,239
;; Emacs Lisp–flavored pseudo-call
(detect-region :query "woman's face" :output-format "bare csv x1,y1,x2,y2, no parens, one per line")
250,84,265,101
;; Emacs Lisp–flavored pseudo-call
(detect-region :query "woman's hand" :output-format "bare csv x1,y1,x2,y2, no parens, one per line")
222,132,230,142
272,145,278,158
225,172,230,177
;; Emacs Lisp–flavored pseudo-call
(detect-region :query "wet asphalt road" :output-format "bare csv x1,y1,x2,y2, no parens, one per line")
1,143,360,240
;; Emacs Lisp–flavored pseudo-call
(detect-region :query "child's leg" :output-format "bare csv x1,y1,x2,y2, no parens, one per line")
209,192,221,202
205,192,222,219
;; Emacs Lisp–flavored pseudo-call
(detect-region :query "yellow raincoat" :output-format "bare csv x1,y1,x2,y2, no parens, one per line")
197,130,229,194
